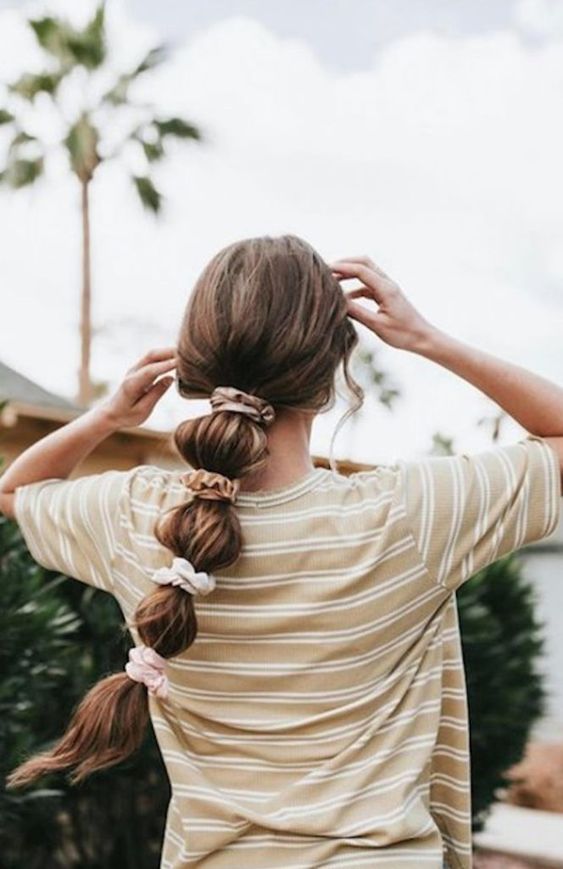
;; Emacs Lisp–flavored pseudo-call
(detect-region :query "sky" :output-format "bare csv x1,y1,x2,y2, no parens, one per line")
1,0,562,465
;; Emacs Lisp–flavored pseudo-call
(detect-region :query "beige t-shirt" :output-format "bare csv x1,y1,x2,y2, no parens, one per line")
14,434,561,869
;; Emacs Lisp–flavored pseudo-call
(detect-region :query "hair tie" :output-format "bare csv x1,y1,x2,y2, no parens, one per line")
152,556,216,596
210,386,275,427
180,468,240,504
125,645,169,699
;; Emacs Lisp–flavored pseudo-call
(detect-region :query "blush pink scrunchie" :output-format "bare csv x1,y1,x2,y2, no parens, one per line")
152,556,216,596
125,645,169,699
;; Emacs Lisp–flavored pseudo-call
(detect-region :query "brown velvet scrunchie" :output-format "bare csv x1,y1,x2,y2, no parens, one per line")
179,468,240,504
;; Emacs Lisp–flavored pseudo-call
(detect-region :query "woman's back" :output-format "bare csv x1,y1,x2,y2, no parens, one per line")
14,432,556,867
6,238,563,869
143,460,449,867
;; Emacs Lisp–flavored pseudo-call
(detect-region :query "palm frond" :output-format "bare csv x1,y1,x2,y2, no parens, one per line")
9,71,64,101
8,131,37,151
0,157,44,188
102,44,169,106
66,3,106,70
29,16,67,59
140,138,165,162
0,109,14,125
133,45,168,76
154,118,202,141
28,3,106,71
132,175,161,213
64,114,100,182
102,73,130,106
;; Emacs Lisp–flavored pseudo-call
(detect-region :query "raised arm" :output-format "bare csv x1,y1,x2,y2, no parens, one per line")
414,329,563,441
0,348,176,519
330,255,563,490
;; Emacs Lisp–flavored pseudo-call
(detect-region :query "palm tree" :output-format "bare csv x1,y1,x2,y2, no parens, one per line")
0,3,202,407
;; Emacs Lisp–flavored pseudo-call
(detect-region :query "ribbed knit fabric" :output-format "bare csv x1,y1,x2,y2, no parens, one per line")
14,434,561,869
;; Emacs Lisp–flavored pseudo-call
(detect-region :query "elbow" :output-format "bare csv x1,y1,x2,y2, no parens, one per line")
0,491,16,520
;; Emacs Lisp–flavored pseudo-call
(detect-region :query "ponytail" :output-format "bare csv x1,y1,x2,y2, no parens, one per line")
6,389,274,788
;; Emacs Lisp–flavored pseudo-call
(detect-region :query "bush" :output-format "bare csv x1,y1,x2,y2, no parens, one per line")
457,552,546,830
0,511,169,869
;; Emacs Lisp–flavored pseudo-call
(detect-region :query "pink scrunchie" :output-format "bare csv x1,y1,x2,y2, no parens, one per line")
125,645,169,699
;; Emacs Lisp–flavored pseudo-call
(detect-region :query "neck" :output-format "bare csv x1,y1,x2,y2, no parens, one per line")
238,408,316,492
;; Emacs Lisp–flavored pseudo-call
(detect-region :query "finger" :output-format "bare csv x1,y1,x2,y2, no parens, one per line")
332,271,360,282
331,257,389,279
129,346,177,373
135,376,174,407
330,255,376,270
332,272,367,292
344,287,374,301
127,359,177,396
346,299,376,330
330,261,389,305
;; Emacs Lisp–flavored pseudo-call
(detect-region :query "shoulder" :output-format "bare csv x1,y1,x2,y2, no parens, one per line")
319,463,402,508
118,464,190,514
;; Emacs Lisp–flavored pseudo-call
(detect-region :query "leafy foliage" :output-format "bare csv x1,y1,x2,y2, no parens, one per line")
0,511,78,860
9,70,65,100
0,511,170,868
155,118,202,141
0,157,44,188
457,553,546,830
0,2,202,204
133,175,162,213
429,431,455,456
353,346,401,410
29,6,106,71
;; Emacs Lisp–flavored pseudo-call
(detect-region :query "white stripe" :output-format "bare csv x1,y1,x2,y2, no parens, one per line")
192,560,429,618
171,609,439,675
195,582,445,646
152,698,444,749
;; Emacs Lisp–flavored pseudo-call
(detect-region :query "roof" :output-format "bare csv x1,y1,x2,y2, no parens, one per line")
0,359,80,411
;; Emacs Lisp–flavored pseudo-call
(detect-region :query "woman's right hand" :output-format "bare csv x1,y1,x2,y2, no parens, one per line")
329,255,436,352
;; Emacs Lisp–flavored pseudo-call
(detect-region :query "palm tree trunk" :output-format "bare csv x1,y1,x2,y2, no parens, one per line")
78,179,92,407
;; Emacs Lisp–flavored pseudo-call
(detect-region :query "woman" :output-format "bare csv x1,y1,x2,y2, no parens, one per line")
1,234,561,869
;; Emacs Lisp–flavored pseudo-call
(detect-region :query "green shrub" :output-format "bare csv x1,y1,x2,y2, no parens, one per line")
0,511,169,869
457,552,545,830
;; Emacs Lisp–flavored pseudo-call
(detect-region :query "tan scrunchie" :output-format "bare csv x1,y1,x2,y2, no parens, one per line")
210,386,275,427
180,468,240,504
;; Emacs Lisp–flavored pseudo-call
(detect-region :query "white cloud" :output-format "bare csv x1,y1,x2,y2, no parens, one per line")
1,1,562,463
514,0,563,37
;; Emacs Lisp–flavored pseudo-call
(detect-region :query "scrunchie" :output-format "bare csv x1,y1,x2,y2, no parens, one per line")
152,556,216,596
125,645,169,699
210,386,275,427
180,468,240,504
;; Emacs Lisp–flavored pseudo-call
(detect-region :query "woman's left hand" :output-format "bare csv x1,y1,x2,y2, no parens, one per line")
101,347,177,429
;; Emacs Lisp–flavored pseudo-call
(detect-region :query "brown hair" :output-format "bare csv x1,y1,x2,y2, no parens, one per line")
6,233,363,788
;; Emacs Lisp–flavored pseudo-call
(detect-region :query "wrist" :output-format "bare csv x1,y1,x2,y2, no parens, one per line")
409,325,449,358
87,403,123,435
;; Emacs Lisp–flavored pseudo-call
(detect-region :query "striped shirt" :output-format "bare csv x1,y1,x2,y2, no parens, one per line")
13,434,561,869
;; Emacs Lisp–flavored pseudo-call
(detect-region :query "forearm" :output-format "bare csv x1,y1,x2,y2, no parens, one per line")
0,405,119,494
414,328,563,437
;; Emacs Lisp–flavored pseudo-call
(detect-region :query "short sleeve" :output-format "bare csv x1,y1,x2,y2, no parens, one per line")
396,434,561,591
13,468,136,593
